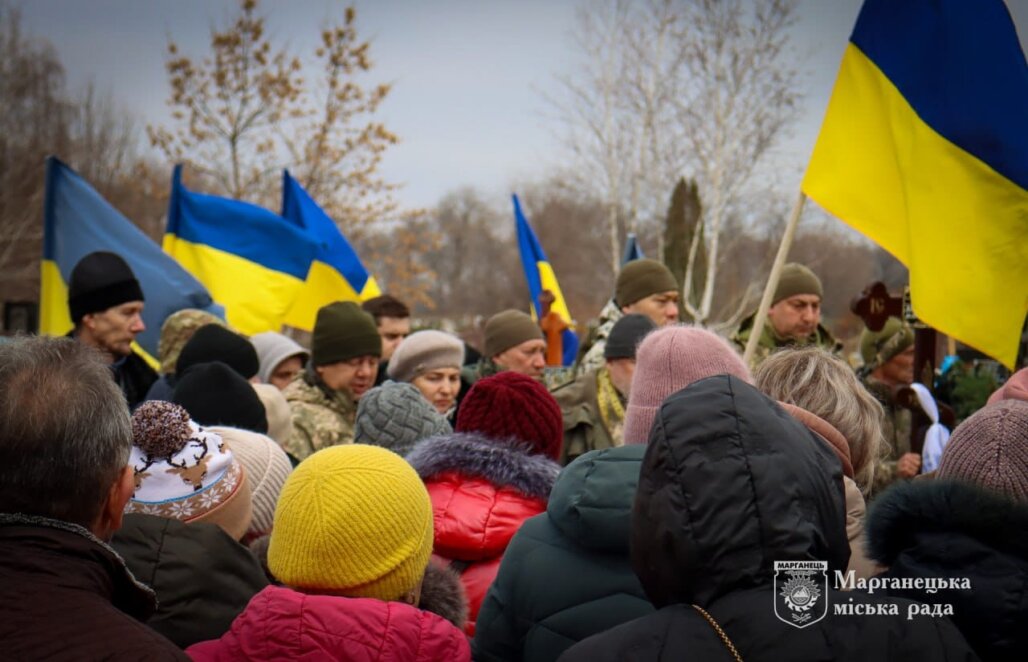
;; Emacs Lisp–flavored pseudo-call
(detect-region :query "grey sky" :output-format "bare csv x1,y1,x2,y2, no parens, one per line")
18,0,1028,212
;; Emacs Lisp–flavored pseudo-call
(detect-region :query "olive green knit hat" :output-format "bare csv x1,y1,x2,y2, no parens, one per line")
312,302,382,366
484,310,543,358
773,263,823,305
615,259,679,308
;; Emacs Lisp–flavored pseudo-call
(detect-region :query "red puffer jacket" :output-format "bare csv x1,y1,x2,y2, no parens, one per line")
407,433,561,636
186,585,470,661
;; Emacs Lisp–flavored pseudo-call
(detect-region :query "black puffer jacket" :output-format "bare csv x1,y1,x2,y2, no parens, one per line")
559,375,978,662
473,445,653,661
111,514,268,648
868,480,1028,661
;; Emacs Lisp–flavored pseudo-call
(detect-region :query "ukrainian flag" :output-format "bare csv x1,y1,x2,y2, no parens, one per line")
513,194,579,366
280,171,381,331
40,157,221,363
163,166,318,335
802,0,1028,369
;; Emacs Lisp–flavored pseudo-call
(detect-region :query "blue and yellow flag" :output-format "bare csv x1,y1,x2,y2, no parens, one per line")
280,171,381,331
163,166,318,335
41,157,221,363
802,0,1028,369
622,233,644,265
513,194,579,366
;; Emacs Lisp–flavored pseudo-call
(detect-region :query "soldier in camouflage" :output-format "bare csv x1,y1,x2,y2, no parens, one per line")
283,301,381,463
575,259,679,377
858,316,918,498
731,263,842,369
462,310,546,384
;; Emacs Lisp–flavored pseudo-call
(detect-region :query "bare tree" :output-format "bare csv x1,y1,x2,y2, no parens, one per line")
676,0,800,325
149,0,398,229
550,0,801,325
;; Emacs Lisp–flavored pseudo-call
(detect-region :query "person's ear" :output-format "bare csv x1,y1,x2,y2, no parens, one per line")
95,466,135,540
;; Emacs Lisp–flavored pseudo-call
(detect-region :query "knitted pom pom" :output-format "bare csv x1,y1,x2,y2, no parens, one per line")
132,401,193,459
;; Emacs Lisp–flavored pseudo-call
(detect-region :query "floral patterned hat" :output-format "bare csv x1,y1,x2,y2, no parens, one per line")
125,401,252,540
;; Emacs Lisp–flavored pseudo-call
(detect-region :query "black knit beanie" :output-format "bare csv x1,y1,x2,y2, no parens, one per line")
312,301,382,366
172,361,268,434
176,324,260,379
68,251,144,322
604,314,657,360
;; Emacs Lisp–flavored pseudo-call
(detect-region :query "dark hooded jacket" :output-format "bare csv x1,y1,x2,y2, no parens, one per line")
473,445,653,662
111,513,268,648
559,375,978,662
868,480,1028,662
0,514,186,660
406,432,561,636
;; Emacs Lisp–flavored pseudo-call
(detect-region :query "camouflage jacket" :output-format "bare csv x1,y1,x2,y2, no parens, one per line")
730,312,843,370
862,377,913,499
551,366,624,465
574,300,624,378
462,357,575,392
282,372,356,463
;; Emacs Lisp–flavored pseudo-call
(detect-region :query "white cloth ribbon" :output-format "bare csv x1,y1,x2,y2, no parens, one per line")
911,382,950,474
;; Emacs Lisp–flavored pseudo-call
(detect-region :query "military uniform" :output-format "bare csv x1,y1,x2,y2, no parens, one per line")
862,376,913,499
551,366,625,465
575,301,623,377
730,313,842,369
282,372,356,463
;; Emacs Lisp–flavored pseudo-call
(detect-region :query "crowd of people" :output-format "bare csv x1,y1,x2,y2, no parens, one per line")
0,249,1025,660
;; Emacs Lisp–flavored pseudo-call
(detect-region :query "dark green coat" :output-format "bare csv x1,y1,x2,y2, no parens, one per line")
472,445,653,662
111,513,268,648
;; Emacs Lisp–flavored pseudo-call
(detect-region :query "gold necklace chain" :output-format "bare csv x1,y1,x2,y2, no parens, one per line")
691,604,743,662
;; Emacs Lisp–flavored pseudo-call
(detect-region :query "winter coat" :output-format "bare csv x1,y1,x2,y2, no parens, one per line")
111,513,268,648
282,370,357,462
406,432,561,636
551,366,623,465
730,312,842,369
473,445,653,662
186,585,470,661
0,514,186,661
145,374,176,402
868,480,1028,661
559,375,978,662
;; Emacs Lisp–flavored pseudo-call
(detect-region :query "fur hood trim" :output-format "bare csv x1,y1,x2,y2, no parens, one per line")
418,561,467,629
866,479,1028,564
406,432,559,500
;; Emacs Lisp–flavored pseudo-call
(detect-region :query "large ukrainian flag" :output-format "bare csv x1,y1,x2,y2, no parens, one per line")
280,171,381,331
802,0,1028,369
513,194,579,366
40,157,220,362
163,166,318,335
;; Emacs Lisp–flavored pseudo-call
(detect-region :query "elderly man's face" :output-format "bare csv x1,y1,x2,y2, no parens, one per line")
493,339,547,380
878,345,916,387
767,294,821,341
81,301,146,359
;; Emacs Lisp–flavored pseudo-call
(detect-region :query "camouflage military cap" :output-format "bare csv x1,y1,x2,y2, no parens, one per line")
158,309,227,375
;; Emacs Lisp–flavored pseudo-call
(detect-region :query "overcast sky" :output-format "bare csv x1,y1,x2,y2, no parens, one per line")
19,0,1028,212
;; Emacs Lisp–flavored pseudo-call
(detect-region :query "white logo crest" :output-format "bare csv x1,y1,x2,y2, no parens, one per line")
774,561,829,628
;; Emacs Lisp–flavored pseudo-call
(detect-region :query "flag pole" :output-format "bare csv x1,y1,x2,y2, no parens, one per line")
743,190,808,367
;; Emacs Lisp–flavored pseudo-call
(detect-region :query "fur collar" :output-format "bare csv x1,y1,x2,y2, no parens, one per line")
866,480,1028,564
406,432,559,500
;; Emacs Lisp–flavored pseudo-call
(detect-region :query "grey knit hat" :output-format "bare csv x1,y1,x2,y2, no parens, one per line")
251,332,309,384
387,330,464,383
354,382,452,457
937,399,1028,503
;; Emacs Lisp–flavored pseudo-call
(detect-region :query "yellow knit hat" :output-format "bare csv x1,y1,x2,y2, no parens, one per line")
267,445,434,601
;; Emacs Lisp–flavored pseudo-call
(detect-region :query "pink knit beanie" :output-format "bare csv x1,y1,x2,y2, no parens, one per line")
937,399,1028,503
623,326,752,444
987,367,1028,405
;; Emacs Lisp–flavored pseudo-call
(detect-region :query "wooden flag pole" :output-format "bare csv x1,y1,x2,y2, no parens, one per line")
743,190,808,367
